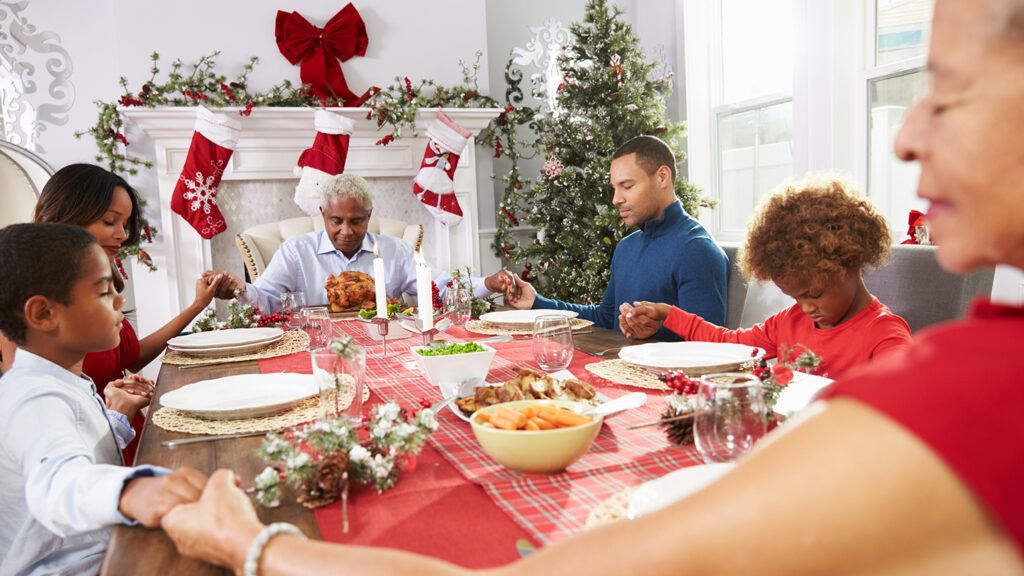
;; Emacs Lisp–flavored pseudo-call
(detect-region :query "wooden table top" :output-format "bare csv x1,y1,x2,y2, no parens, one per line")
100,325,636,575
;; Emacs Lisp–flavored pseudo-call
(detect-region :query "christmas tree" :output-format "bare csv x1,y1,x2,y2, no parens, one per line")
492,0,703,304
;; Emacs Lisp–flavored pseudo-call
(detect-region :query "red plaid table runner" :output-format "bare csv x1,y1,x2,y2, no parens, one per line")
260,321,703,548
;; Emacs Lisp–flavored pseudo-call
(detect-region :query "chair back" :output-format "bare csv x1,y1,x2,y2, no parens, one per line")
864,244,994,332
0,142,53,228
235,215,423,280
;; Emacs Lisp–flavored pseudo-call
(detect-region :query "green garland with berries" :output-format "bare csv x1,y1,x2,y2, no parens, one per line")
77,51,532,273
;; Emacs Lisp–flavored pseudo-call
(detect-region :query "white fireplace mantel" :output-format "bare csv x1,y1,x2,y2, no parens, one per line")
122,106,502,325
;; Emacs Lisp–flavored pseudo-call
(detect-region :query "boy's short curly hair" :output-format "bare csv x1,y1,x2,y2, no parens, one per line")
738,175,892,285
0,223,98,345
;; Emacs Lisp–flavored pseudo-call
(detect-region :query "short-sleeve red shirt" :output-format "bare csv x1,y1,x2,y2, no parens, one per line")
821,300,1024,551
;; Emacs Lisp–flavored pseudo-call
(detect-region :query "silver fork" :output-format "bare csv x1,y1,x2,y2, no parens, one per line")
591,346,623,357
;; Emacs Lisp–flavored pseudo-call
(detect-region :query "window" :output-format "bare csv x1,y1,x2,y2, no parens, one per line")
864,0,933,231
875,0,933,66
717,101,793,232
708,0,795,241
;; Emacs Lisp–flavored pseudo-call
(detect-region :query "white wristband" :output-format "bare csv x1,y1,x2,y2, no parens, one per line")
243,522,306,576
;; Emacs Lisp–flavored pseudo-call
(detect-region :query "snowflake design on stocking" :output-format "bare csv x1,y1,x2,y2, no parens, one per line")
182,171,219,214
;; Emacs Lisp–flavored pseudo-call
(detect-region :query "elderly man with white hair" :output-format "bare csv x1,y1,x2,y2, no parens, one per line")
215,173,508,313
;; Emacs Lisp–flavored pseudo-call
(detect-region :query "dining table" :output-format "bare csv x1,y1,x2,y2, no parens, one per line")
100,319,702,575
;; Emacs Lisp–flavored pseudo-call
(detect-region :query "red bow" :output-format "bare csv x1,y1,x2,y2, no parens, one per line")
901,209,927,244
275,4,371,105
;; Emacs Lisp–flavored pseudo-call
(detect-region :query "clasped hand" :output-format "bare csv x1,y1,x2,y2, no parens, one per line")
619,301,671,340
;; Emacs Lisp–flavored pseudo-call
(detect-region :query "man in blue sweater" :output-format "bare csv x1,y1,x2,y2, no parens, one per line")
505,136,727,341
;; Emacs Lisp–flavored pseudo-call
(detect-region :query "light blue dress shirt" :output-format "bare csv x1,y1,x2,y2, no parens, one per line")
244,230,491,313
0,350,168,576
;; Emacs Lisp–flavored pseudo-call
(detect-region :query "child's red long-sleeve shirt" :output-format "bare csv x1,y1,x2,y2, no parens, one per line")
664,297,912,377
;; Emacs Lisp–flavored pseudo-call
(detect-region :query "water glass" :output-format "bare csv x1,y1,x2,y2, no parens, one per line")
532,315,574,371
302,306,333,350
310,346,366,425
693,373,767,464
444,281,472,326
279,292,307,331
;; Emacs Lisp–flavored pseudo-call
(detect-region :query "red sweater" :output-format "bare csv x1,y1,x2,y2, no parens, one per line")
664,297,911,378
822,300,1024,552
82,321,143,465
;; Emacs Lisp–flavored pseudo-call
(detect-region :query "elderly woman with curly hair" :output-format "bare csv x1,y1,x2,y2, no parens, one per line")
619,175,912,377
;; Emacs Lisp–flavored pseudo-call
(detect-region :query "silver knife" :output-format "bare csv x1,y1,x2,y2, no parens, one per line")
161,430,267,448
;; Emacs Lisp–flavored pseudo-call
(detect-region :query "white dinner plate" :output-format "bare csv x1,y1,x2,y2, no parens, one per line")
167,333,284,358
618,342,764,375
167,327,284,350
159,373,318,420
627,463,735,519
478,309,578,328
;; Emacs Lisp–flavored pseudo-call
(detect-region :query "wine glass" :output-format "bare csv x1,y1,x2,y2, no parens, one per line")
444,280,471,326
302,306,332,350
311,344,366,425
532,315,574,371
693,373,767,463
279,292,307,331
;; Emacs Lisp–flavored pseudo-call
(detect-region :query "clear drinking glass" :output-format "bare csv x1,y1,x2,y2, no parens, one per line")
444,280,471,327
693,373,767,464
532,315,574,371
279,292,307,331
311,346,366,425
302,306,332,350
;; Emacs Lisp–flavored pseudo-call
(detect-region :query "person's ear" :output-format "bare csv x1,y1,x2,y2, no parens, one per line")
658,165,673,187
23,295,60,335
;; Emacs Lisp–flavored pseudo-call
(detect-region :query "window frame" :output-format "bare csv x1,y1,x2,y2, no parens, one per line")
856,0,928,224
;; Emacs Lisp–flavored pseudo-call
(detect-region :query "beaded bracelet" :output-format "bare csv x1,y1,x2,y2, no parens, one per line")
243,522,306,576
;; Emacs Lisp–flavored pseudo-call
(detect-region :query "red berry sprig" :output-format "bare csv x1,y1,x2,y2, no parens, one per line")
659,371,701,395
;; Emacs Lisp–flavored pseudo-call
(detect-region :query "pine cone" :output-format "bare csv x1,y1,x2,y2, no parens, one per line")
659,406,695,445
297,452,349,509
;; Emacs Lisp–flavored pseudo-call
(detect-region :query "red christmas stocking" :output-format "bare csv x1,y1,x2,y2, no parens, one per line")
412,111,471,227
293,110,355,216
171,107,241,239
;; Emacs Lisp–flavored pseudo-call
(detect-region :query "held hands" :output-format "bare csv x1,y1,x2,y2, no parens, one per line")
119,467,209,528
619,301,671,340
193,273,225,309
502,273,536,310
162,469,265,571
201,269,246,301
483,268,515,297
104,374,155,419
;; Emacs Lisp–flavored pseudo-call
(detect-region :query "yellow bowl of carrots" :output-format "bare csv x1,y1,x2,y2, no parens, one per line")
469,399,603,474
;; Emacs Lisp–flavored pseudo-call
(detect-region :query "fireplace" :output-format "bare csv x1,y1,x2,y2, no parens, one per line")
122,107,502,337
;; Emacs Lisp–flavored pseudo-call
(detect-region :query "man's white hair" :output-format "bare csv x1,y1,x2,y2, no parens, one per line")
320,173,373,212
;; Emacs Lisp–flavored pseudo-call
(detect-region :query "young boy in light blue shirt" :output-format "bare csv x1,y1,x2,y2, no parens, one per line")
0,223,207,575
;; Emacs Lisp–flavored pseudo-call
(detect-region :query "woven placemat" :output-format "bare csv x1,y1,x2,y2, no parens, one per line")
465,318,594,336
585,359,669,391
585,488,635,529
152,384,370,435
160,331,311,366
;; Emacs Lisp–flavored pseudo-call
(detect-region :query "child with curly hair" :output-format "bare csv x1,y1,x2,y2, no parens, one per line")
619,175,912,377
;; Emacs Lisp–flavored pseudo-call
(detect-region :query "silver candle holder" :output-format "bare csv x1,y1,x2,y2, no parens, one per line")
369,316,391,356
399,312,452,346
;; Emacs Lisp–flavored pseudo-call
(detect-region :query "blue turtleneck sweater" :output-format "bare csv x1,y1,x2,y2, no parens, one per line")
532,201,728,341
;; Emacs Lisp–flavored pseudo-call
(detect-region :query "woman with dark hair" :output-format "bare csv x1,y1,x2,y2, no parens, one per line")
1,163,230,461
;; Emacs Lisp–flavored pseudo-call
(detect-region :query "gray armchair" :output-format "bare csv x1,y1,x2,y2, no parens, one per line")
720,243,993,332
